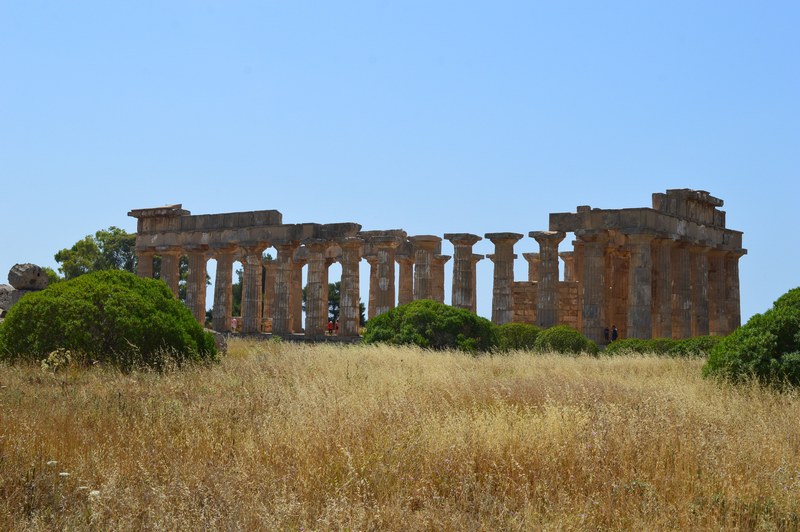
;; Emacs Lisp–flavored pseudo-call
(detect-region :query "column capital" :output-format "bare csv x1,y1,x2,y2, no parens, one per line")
444,233,482,246
485,232,523,245
409,234,441,250
529,230,566,244
624,232,655,247
337,236,364,251
395,254,414,265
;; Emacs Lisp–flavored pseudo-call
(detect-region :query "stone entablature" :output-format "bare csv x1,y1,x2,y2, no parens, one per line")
129,188,746,341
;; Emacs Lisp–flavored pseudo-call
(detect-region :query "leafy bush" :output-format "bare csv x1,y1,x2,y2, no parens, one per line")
534,325,598,355
0,270,217,370
603,336,721,358
497,322,542,352
362,299,499,353
667,336,723,358
703,287,800,386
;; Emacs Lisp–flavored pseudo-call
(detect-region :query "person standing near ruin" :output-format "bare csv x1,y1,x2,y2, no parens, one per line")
604,327,610,343
611,325,618,341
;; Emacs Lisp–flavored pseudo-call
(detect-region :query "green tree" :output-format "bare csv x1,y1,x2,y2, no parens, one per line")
54,226,137,279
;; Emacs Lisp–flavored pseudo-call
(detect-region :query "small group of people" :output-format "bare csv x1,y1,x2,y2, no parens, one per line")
327,320,340,335
603,325,619,343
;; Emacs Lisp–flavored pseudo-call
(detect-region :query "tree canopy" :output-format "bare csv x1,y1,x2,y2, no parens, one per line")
54,226,137,279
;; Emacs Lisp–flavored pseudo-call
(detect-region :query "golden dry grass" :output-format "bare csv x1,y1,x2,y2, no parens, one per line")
1,338,800,530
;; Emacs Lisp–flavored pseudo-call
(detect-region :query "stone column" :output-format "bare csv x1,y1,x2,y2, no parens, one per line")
690,245,710,337
272,241,299,336
471,254,483,313
262,258,277,331
485,232,523,325
572,240,584,333
212,247,235,332
365,254,379,320
626,233,654,339
444,233,482,310
410,235,441,301
137,251,155,279
708,249,727,336
158,249,181,297
372,236,403,316
305,240,331,336
651,239,673,339
576,230,608,343
185,248,208,325
241,244,267,334
338,237,364,337
559,252,575,282
290,248,308,333
671,243,692,339
432,255,451,304
531,231,565,328
523,253,540,282
725,250,745,332
396,255,414,306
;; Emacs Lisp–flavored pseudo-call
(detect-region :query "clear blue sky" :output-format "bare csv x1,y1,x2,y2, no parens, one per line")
1,2,798,323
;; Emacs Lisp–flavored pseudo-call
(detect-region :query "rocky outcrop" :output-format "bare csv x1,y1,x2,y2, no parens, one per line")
9,263,49,290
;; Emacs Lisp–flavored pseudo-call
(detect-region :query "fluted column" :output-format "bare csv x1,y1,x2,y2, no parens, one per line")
305,240,332,336
471,254,483,313
241,244,267,334
432,255,450,304
671,243,692,339
559,252,575,282
290,249,308,333
272,241,299,336
725,250,745,332
523,253,540,282
531,231,565,328
212,247,235,332
410,235,441,301
651,239,673,339
445,233,482,310
158,249,181,297
338,237,364,337
185,248,208,325
577,230,608,343
626,233,654,339
708,249,727,336
137,251,155,279
262,258,277,331
485,232,523,325
690,245,710,337
372,236,402,316
396,255,414,305
365,255,379,319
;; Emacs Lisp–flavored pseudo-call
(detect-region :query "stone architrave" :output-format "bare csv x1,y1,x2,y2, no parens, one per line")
671,243,692,339
531,231,565,329
396,254,414,306
304,239,332,336
157,248,182,297
444,233,482,310
8,263,48,290
212,246,236,332
522,253,540,282
338,237,364,337
690,245,710,337
241,243,268,334
136,251,155,279
708,249,727,336
625,233,654,339
725,250,745,332
272,241,300,336
576,230,608,343
559,252,575,282
185,247,208,325
651,239,673,339
409,235,441,301
371,236,403,316
432,255,451,304
485,232,523,325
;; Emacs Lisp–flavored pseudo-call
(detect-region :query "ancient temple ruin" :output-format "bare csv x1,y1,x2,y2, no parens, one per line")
129,188,745,343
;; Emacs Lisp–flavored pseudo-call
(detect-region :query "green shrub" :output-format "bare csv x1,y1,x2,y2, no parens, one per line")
0,270,217,370
603,338,667,356
602,336,720,358
534,325,598,355
497,322,542,352
362,299,499,353
667,335,723,358
703,289,800,386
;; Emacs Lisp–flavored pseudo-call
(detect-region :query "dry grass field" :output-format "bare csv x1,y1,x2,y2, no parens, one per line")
2,338,800,530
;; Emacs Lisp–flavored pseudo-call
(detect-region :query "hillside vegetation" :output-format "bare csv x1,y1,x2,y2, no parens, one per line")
1,339,799,530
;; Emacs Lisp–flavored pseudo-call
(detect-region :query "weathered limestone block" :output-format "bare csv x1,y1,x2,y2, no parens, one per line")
9,263,48,290
512,281,537,324
0,284,13,310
